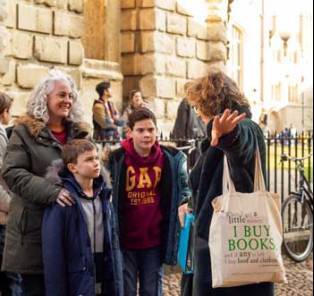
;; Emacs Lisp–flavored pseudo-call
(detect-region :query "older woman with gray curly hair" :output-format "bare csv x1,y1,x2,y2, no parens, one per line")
1,69,90,295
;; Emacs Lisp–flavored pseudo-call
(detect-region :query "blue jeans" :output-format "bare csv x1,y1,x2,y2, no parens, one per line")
122,247,163,296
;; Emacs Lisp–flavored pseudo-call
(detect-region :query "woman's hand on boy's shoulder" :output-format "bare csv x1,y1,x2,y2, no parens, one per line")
56,189,75,207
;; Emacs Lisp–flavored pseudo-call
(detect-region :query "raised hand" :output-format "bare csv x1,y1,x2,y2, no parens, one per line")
211,109,246,146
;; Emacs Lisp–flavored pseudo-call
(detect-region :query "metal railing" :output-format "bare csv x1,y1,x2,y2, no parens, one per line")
265,130,313,202
96,130,313,202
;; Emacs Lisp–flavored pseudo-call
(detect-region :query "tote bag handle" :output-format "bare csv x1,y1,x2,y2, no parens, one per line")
223,147,266,194
222,156,236,194
254,147,266,192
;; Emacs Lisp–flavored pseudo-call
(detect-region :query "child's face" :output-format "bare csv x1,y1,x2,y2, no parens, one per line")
69,149,101,179
130,119,157,155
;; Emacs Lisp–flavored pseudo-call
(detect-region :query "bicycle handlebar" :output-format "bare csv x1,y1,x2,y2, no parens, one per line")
176,145,194,151
280,153,313,162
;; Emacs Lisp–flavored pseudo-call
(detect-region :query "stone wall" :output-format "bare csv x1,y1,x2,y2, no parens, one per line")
0,0,85,117
0,0,123,125
0,0,9,78
0,0,229,135
121,0,229,134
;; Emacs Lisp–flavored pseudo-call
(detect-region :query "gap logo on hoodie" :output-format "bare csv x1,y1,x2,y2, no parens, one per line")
121,138,165,249
126,165,162,205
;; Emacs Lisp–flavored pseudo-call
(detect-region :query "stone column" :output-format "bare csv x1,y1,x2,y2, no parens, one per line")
205,0,229,71
121,0,229,135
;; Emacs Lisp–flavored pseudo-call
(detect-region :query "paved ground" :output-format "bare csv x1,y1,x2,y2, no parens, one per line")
163,254,313,296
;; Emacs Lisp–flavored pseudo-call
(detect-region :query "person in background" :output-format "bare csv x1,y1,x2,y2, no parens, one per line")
178,71,274,296
171,82,207,169
0,92,23,296
121,90,147,122
0,93,12,231
93,80,124,141
121,90,148,138
172,83,206,143
1,70,90,295
109,108,191,296
42,139,123,296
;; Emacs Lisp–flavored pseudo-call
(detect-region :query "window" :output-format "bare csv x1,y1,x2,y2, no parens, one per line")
229,25,243,89
292,51,299,64
272,49,282,63
288,84,298,103
83,0,106,60
272,83,282,101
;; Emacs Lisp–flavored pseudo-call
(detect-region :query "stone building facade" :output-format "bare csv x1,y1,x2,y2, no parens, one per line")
121,0,229,132
0,0,230,135
228,0,313,132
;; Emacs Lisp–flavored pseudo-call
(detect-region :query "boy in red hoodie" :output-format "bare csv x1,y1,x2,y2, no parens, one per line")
109,108,191,295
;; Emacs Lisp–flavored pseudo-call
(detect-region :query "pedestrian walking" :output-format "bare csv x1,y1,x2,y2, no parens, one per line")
178,71,274,296
1,69,90,295
109,107,191,296
42,139,123,296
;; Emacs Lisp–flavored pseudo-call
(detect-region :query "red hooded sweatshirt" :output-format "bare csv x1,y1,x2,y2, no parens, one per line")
121,138,165,249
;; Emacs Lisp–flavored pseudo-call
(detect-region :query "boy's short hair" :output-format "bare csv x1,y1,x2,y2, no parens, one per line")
95,80,111,97
128,107,157,130
62,139,97,165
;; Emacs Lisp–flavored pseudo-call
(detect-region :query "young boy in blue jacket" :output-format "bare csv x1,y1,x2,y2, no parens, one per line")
42,139,123,296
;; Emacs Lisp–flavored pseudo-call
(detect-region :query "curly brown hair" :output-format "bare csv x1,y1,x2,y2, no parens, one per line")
186,71,250,119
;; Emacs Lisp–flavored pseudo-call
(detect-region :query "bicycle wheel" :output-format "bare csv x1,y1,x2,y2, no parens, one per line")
282,194,313,262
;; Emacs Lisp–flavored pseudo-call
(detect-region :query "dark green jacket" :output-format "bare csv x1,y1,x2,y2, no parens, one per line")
1,116,89,274
189,116,273,295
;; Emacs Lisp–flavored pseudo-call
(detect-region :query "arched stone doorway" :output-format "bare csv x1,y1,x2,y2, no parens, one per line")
269,110,284,134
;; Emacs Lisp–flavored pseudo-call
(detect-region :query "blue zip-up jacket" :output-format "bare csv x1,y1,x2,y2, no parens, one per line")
109,145,191,265
42,169,123,296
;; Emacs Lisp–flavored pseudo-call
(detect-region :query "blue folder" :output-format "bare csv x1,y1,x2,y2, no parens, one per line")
177,213,195,274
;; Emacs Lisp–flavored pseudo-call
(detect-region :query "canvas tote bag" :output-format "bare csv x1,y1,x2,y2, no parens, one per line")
209,150,287,288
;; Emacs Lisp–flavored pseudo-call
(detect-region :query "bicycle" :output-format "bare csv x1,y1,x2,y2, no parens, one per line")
280,153,313,262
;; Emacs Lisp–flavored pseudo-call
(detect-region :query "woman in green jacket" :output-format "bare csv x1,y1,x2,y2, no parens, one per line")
178,71,273,296
1,70,89,295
